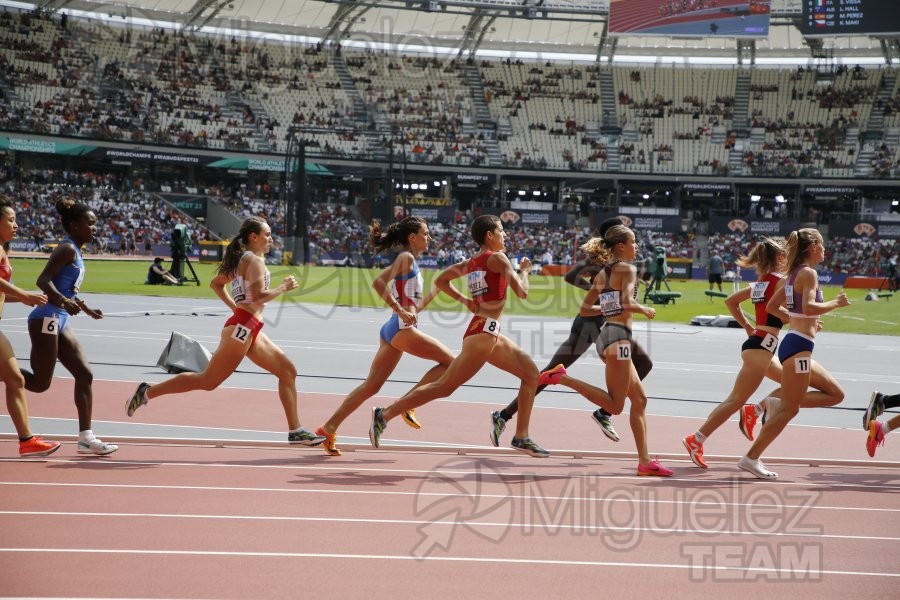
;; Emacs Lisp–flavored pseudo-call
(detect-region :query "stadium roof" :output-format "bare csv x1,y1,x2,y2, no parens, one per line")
18,0,900,63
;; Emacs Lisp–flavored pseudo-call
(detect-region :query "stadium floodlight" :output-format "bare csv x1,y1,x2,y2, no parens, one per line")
533,190,541,196
775,194,786,203
642,193,650,200
518,190,526,196
750,194,761,201
434,181,441,187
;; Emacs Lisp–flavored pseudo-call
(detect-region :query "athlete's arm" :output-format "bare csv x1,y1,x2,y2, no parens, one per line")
618,263,655,319
489,252,528,299
244,254,297,305
799,268,849,315
724,286,754,334
765,279,789,323
563,260,597,291
372,252,416,325
435,260,475,312
36,242,80,315
211,272,237,311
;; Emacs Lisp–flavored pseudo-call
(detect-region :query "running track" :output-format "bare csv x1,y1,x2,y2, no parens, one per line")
1,294,898,598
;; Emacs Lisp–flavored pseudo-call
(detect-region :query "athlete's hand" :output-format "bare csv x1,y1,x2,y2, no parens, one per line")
397,307,417,327
518,257,532,274
62,300,81,316
835,290,850,308
281,276,298,292
22,292,48,307
643,306,657,319
816,318,824,332
83,306,103,320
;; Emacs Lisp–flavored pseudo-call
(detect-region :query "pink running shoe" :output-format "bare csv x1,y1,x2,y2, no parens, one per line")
637,458,673,477
866,421,885,458
739,404,759,441
538,364,566,386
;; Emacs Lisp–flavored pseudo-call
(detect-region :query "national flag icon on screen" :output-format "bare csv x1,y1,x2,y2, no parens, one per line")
815,13,826,26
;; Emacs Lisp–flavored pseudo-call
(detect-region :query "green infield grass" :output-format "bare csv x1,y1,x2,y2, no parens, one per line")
9,257,899,336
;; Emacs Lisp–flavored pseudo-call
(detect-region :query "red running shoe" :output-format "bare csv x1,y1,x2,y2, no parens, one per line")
19,436,61,458
866,421,885,458
683,434,708,469
739,404,759,441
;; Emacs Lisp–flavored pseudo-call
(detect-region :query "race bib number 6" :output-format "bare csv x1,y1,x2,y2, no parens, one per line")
41,316,60,335
482,317,500,337
230,324,251,343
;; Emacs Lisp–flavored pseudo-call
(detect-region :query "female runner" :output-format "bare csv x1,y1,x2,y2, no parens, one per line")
0,197,59,457
741,228,849,479
314,217,453,455
126,217,323,447
368,214,548,457
22,198,116,455
538,224,672,476
682,237,787,468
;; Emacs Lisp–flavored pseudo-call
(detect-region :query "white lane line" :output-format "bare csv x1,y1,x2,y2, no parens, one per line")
0,547,897,578
2,481,899,513
1,510,898,543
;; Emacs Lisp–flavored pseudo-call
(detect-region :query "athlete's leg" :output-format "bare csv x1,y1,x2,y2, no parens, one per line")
0,333,31,438
484,335,540,439
322,340,402,433
246,332,301,430
697,351,773,438
22,318,59,393
625,364,651,465
146,326,249,400
383,334,497,418
56,329,95,432
747,352,812,460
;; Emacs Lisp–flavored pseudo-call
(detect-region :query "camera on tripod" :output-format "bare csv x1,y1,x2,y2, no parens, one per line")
170,224,200,285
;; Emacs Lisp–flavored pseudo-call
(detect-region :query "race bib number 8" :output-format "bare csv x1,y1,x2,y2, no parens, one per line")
41,316,60,335
482,317,500,337
230,324,251,343
794,357,810,374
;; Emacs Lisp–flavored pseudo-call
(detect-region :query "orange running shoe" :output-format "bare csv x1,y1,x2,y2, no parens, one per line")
683,434,708,468
739,404,759,441
401,409,422,430
538,364,567,386
315,427,341,456
19,436,61,458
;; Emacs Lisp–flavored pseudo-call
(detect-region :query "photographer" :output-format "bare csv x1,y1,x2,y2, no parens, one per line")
147,257,179,285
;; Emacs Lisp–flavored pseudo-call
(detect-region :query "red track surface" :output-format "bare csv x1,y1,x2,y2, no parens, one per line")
2,379,898,598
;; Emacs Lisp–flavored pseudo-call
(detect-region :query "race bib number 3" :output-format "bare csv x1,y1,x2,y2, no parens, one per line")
230,324,251,343
760,333,778,354
41,316,60,335
794,357,811,374
482,317,500,337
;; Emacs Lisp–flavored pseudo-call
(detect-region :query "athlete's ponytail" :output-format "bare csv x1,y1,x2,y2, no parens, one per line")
737,236,785,276
582,224,632,267
370,216,425,253
784,228,821,272
218,217,267,277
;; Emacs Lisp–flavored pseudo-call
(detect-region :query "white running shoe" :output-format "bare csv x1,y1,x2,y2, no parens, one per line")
77,438,118,456
738,455,778,480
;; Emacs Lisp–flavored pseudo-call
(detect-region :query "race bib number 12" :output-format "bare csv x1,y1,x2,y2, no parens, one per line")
230,324,251,343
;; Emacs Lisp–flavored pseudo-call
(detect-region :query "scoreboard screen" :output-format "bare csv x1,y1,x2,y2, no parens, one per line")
800,0,900,36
